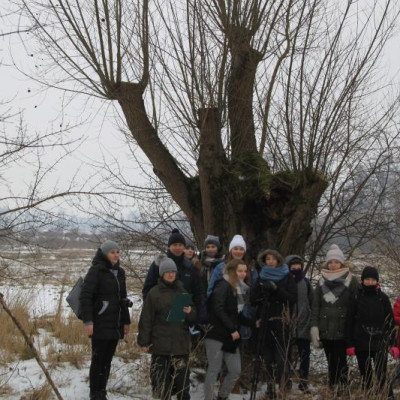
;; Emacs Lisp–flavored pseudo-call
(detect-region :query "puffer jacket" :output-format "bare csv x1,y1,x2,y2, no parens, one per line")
137,278,196,355
345,284,395,351
311,261,358,340
80,249,131,340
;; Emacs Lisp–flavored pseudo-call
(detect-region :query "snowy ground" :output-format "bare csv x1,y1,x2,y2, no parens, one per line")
0,248,399,399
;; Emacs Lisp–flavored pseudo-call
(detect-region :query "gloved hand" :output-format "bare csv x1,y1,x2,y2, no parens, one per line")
261,280,277,292
390,347,400,360
346,347,356,357
310,326,320,348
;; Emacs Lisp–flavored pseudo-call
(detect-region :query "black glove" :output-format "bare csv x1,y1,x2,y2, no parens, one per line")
261,280,277,292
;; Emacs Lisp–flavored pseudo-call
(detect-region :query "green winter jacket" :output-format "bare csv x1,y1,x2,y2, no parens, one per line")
137,278,196,356
311,263,358,340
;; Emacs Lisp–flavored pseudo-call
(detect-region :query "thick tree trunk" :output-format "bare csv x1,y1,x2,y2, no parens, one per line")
114,82,205,241
115,83,327,258
227,26,262,158
186,162,328,258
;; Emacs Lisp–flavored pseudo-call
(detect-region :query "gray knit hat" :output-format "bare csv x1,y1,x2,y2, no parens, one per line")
100,240,120,255
325,244,345,264
159,258,178,277
204,234,221,248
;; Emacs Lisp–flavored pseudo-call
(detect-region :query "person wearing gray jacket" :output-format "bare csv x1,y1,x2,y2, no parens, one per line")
285,255,313,393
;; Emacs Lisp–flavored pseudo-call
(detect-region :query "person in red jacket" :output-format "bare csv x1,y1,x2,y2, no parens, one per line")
393,296,400,350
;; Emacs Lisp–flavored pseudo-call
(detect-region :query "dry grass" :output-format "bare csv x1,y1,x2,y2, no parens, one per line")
115,314,142,362
20,384,52,400
41,313,90,368
46,342,87,369
0,295,37,364
0,383,14,397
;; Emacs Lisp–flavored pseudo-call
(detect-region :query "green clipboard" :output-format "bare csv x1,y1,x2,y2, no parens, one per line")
167,293,193,323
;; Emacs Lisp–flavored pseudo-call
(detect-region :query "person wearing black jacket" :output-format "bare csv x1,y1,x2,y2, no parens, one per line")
345,266,397,399
142,229,203,310
80,241,131,400
204,259,250,400
251,249,297,399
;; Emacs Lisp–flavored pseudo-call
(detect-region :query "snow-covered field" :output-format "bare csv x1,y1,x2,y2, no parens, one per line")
0,248,399,399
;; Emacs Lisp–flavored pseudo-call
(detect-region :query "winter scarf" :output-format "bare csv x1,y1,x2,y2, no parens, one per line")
320,268,352,304
202,252,225,281
291,269,305,283
259,264,290,282
223,274,249,313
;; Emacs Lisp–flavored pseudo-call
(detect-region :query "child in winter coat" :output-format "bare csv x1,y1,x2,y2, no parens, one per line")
204,258,250,400
207,234,247,296
137,258,196,400
251,249,297,398
310,244,358,392
346,266,397,399
285,255,313,392
199,235,225,295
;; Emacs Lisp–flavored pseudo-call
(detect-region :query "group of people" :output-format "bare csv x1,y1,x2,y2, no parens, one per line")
79,231,400,400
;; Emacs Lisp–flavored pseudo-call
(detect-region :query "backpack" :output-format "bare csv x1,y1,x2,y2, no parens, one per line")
66,277,84,320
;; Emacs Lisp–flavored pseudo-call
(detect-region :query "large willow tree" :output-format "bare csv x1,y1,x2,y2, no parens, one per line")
21,0,400,255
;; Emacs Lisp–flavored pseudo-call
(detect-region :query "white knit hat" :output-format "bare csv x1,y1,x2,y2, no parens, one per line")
229,234,246,252
325,244,345,264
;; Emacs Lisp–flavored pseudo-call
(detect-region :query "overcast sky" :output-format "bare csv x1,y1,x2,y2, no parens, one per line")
0,0,400,214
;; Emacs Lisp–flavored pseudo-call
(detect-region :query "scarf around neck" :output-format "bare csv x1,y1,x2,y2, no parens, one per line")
320,268,351,304
223,274,249,312
259,264,290,282
291,269,305,283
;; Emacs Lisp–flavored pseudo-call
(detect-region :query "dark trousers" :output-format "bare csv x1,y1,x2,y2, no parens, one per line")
263,343,290,387
321,339,348,386
356,349,393,396
90,338,118,394
151,354,191,400
295,338,311,381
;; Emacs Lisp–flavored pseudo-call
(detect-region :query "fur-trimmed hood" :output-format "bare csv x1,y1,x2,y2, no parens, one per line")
257,249,284,267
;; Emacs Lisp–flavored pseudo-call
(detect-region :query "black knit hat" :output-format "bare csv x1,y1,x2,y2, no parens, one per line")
167,228,186,247
361,266,379,282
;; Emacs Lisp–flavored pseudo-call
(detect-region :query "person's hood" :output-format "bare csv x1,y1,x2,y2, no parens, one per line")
284,254,304,268
257,249,283,267
154,252,190,269
92,248,119,270
154,253,168,267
